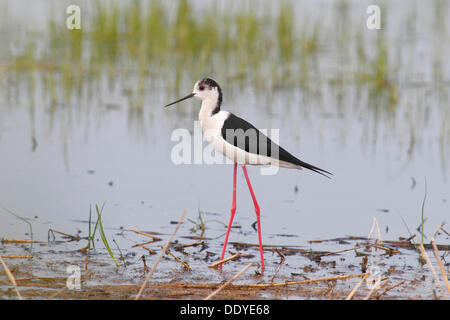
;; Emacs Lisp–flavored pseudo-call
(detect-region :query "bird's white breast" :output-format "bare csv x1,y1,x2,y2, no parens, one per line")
199,107,228,145
198,106,275,166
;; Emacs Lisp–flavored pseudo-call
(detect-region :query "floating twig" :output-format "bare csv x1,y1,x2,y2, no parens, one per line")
204,263,253,300
209,253,242,268
271,249,285,282
440,227,450,237
135,211,186,300
0,255,33,259
373,244,399,255
1,206,34,243
78,245,89,252
372,280,406,299
142,246,156,255
433,221,446,238
1,238,40,244
175,241,204,249
321,246,362,257
48,229,81,241
0,256,22,300
132,240,159,248
381,240,450,251
129,229,162,241
166,248,192,271
181,235,210,240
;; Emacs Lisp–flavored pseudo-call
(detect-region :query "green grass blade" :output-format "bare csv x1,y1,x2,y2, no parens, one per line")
420,180,427,246
1,205,34,250
95,204,120,267
88,206,92,249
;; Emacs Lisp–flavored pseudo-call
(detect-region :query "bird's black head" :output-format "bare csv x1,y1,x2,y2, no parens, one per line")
164,77,222,114
195,78,222,113
197,78,221,91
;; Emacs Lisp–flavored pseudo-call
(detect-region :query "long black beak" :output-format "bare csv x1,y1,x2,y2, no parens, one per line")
164,93,195,107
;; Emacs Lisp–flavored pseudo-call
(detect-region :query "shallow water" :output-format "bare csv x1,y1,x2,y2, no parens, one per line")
0,81,448,246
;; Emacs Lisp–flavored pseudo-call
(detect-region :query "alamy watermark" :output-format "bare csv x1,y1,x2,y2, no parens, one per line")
66,265,81,290
171,121,281,175
64,4,380,31
66,5,81,30
365,218,383,290
366,5,381,30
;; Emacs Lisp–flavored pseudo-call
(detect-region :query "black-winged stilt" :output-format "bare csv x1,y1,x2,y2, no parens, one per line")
165,78,331,271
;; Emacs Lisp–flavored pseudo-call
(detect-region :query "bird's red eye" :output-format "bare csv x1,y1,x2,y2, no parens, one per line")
199,85,205,91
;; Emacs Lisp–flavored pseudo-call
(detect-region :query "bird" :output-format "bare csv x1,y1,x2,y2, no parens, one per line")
164,78,331,272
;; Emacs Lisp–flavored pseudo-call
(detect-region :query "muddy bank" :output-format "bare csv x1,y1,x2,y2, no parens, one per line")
1,225,448,300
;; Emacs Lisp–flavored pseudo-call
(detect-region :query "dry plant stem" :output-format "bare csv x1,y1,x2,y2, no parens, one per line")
372,280,406,299
129,229,162,241
271,249,285,282
322,246,361,257
321,281,337,297
432,221,446,238
48,229,79,240
0,255,33,259
345,273,369,300
132,240,158,248
142,246,156,254
135,211,186,300
209,253,240,268
49,287,66,299
176,241,204,248
440,227,450,237
0,256,23,300
204,263,253,300
1,238,39,244
419,243,449,300
431,237,450,296
373,245,399,254
166,248,192,271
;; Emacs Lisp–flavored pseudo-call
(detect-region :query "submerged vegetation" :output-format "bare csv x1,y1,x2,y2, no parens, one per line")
2,0,423,109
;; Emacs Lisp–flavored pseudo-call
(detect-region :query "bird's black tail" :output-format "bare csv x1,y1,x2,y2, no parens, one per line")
276,144,332,178
297,160,332,179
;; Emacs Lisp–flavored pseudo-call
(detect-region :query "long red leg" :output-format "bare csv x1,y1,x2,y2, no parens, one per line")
220,163,237,262
242,165,264,271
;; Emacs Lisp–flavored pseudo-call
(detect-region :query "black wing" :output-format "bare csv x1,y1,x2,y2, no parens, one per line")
221,113,332,178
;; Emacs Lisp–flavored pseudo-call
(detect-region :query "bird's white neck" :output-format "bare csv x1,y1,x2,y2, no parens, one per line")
199,96,220,124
